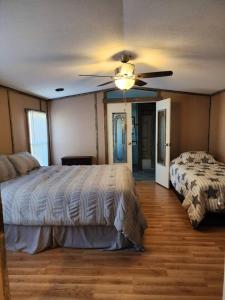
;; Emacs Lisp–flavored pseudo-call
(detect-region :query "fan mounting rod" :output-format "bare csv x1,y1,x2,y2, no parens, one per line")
121,54,131,63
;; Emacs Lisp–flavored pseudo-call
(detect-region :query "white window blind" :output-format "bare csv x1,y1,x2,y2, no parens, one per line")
27,110,49,166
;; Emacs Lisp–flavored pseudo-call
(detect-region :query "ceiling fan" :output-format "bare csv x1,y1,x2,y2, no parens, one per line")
79,53,173,90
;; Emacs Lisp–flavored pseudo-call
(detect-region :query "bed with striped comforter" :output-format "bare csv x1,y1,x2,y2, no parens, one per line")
170,152,225,228
1,164,147,249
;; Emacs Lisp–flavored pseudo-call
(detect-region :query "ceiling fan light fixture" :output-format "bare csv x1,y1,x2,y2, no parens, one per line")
79,53,173,90
115,62,135,77
114,77,135,90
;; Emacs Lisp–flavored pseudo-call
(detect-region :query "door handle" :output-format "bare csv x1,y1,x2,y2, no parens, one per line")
128,142,132,146
165,143,170,147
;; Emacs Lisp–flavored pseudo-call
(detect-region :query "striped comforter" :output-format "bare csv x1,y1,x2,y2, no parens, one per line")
1,165,147,248
170,157,225,227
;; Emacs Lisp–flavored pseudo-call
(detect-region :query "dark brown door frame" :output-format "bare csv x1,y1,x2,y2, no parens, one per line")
103,90,159,166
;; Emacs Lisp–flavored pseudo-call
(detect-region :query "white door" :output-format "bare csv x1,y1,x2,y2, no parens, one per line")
155,98,171,188
107,102,132,170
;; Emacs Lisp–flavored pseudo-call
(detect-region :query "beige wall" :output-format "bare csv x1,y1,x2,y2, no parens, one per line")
209,91,225,163
49,92,105,165
49,90,211,165
0,86,47,154
161,91,210,159
0,85,219,166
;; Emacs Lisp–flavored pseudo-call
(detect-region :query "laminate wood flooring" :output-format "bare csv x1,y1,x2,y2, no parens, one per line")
6,182,225,300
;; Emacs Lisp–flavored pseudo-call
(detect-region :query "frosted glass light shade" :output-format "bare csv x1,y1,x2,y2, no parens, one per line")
115,77,135,90
120,63,134,76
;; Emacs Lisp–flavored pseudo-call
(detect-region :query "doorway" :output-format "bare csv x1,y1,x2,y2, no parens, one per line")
106,98,171,188
132,103,156,181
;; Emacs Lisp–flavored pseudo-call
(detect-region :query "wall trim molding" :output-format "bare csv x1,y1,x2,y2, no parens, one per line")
49,86,211,101
46,103,52,166
0,84,46,100
6,89,14,153
103,93,108,164
211,89,225,96
1,81,224,101
103,96,161,103
48,89,109,101
208,96,212,153
94,93,99,165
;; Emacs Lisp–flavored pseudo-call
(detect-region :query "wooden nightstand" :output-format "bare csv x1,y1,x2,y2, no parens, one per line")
61,156,93,166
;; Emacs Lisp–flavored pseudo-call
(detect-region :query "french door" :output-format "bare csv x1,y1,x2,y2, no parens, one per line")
107,99,171,185
107,102,132,170
155,98,171,188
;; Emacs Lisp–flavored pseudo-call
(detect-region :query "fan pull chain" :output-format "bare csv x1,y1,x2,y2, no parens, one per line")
123,90,127,112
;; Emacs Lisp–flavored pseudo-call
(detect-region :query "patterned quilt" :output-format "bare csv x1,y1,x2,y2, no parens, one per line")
1,165,147,248
170,153,225,228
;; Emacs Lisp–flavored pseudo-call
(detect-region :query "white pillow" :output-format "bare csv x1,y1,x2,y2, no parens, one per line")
180,151,215,164
8,152,40,175
0,155,17,182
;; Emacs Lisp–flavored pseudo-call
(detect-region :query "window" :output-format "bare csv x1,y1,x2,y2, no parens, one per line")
27,110,49,166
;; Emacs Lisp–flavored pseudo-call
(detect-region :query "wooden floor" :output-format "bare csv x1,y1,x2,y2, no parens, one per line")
6,182,225,300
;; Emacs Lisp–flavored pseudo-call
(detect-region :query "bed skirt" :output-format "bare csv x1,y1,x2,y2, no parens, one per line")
4,225,132,254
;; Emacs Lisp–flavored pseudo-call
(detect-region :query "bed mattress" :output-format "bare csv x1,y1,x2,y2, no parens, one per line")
170,157,225,227
1,164,147,251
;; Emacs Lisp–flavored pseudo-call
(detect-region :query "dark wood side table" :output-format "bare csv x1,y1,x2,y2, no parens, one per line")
61,156,93,166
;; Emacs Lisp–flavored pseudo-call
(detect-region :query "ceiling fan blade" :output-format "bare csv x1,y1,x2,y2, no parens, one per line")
97,80,114,87
137,71,173,79
134,79,147,86
79,74,113,78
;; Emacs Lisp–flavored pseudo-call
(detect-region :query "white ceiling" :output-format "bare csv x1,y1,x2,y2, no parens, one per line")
0,0,224,99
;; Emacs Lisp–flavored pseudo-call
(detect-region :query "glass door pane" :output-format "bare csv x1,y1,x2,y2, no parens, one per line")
112,112,127,163
157,109,166,165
